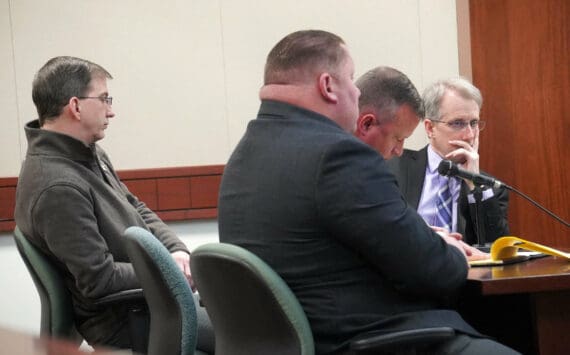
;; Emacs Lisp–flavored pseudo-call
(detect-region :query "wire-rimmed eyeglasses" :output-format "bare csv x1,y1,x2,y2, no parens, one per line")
78,96,113,105
429,118,485,131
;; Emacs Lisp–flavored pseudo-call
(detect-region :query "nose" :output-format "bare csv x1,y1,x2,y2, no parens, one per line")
393,142,404,157
461,124,476,139
107,106,115,118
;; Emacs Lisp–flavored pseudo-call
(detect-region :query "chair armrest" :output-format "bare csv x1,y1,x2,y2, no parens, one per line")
93,288,144,306
92,288,148,353
195,292,205,307
350,327,455,352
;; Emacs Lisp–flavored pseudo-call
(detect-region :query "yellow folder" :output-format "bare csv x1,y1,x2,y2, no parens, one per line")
491,236,570,260
469,236,570,267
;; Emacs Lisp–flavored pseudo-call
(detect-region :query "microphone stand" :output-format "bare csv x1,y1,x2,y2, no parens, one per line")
437,159,569,230
472,186,491,252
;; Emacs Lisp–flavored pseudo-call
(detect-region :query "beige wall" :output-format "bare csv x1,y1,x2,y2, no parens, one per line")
0,0,461,176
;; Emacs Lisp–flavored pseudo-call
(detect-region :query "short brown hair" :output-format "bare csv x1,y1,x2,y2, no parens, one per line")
356,66,424,123
32,56,112,126
264,30,346,85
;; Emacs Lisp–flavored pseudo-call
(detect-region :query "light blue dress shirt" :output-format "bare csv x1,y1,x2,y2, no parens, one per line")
417,145,493,232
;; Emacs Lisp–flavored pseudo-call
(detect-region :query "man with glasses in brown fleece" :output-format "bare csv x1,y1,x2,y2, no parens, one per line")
14,56,193,350
387,78,510,247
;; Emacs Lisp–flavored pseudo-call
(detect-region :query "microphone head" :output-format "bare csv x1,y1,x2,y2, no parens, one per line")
437,160,457,176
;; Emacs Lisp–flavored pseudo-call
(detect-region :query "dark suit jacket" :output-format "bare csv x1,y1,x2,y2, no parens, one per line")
386,146,510,245
219,100,481,354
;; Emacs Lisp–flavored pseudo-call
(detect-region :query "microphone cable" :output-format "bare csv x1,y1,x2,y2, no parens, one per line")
438,159,569,228
505,184,570,228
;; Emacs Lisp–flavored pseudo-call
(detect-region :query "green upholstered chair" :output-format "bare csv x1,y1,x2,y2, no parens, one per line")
13,225,81,341
14,226,147,351
191,243,455,355
123,226,203,355
191,242,314,355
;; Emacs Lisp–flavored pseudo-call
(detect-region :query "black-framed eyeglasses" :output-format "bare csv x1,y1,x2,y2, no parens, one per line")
429,118,485,131
78,96,113,105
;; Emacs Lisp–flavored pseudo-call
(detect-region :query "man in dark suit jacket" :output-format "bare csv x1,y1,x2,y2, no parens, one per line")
218,30,517,354
386,79,509,246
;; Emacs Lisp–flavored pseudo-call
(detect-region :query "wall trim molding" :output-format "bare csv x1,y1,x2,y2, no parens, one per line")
0,165,224,234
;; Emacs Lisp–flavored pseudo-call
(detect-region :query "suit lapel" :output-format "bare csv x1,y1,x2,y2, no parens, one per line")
404,147,428,209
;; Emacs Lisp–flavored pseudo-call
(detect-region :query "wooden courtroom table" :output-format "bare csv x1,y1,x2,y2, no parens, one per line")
460,255,570,355
0,326,132,355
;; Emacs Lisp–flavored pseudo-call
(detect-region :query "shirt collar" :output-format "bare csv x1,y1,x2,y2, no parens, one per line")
427,144,462,198
427,144,444,174
24,119,98,162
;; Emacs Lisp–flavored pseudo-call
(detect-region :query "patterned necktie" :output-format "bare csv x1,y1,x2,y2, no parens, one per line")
435,176,453,231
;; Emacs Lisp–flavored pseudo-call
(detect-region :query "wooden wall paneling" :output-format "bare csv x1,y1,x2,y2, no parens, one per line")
0,187,16,221
0,190,16,230
0,178,17,232
0,165,224,234
117,165,225,180
157,177,192,210
469,0,569,247
0,220,15,232
533,291,570,355
0,177,18,190
157,208,218,222
190,175,222,208
122,179,158,210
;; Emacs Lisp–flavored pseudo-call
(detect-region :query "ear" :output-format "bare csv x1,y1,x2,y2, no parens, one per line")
356,113,376,137
317,72,338,103
424,119,434,139
68,97,81,119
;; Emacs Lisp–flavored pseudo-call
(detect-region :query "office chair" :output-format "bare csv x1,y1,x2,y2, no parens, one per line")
13,226,147,351
13,226,81,341
123,226,204,355
191,243,455,355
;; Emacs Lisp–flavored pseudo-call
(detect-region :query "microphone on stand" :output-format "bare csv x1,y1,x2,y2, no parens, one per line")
437,160,570,229
437,160,507,189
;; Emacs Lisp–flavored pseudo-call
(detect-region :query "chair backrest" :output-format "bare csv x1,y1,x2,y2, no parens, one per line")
123,226,198,355
191,243,315,355
13,226,80,341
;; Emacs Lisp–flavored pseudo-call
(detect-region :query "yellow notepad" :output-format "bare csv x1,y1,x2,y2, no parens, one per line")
469,236,570,267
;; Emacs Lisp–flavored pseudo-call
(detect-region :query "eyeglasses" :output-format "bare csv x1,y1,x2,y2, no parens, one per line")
78,96,113,105
429,118,485,131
